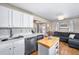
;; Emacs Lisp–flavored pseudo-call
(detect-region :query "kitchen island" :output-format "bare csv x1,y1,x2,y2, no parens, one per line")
0,33,44,55
38,36,59,55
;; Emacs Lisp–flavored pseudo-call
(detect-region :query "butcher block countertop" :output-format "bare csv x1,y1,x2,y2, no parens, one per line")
38,36,59,48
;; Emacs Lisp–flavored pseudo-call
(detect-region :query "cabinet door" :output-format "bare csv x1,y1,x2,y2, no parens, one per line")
0,42,13,55
28,15,33,28
13,38,25,55
23,13,29,27
29,15,33,28
0,6,10,27
20,13,23,27
23,14,33,28
12,10,22,27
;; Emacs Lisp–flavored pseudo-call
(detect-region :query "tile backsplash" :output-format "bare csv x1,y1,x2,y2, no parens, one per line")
12,28,22,35
12,28,32,35
0,28,32,37
21,28,32,34
0,28,10,36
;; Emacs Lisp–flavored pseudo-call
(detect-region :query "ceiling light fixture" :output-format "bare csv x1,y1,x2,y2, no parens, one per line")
58,15,65,20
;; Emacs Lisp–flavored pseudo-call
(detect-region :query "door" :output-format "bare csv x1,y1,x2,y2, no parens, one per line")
0,42,13,55
13,38,25,55
12,10,22,27
0,6,10,27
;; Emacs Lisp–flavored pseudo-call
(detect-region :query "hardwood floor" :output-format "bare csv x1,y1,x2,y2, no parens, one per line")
59,41,79,55
31,51,38,55
31,41,79,55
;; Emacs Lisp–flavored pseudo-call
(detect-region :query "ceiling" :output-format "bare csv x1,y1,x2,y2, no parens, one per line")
11,3,79,21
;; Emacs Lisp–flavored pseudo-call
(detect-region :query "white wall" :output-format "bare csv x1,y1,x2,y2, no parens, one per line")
52,18,79,33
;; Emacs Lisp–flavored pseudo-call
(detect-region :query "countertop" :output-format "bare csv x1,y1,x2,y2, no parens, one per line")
37,36,59,48
0,33,44,44
23,33,44,38
11,33,44,38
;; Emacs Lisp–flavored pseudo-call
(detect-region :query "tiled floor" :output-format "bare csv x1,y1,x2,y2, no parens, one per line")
31,41,79,55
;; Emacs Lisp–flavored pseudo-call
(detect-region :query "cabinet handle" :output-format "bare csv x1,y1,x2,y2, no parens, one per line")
13,47,15,48
9,48,11,50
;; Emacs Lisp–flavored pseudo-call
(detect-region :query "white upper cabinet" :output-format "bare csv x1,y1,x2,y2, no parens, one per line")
23,13,29,27
0,6,10,27
12,10,23,27
0,6,33,28
23,13,34,28
11,10,34,28
28,15,34,28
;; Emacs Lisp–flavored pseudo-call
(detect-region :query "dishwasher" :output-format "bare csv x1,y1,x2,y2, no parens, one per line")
25,36,37,55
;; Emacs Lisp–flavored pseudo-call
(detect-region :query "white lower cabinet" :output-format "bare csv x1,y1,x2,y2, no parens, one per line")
0,38,25,55
13,39,25,55
0,42,13,55
38,44,48,55
38,41,59,55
